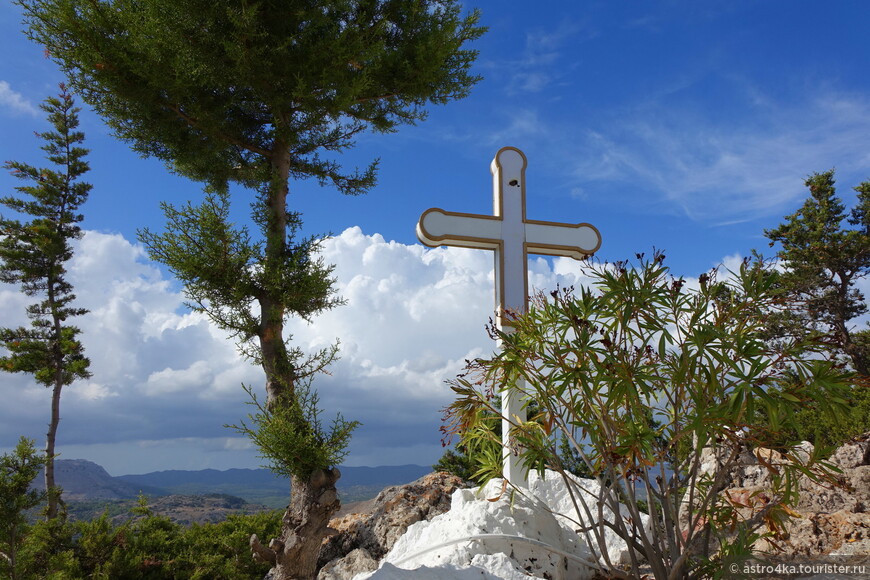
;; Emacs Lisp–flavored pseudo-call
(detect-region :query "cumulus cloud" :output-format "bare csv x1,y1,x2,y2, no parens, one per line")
0,81,39,116
5,227,817,474
0,232,260,472
0,228,599,474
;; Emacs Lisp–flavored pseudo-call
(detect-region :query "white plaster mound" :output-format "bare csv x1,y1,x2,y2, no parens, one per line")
354,470,646,580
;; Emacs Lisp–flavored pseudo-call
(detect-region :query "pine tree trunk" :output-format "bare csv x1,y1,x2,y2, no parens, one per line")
248,151,342,579
261,148,292,408
251,468,341,580
44,382,62,520
45,259,64,521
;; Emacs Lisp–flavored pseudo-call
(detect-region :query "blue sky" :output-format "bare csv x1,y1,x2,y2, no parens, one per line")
1,1,869,476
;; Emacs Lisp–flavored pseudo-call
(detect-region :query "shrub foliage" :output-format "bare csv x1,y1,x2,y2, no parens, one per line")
445,252,853,579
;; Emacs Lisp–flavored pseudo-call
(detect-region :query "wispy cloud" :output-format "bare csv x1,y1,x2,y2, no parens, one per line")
486,107,548,146
499,20,590,96
565,90,870,224
0,81,39,116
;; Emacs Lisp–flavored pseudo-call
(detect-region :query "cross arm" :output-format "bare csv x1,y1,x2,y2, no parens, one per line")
416,207,503,250
525,219,601,260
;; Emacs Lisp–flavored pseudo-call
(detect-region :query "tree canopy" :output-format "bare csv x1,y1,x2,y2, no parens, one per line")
19,0,485,402
19,0,484,190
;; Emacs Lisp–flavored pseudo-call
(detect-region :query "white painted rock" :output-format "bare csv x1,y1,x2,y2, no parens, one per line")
354,470,645,580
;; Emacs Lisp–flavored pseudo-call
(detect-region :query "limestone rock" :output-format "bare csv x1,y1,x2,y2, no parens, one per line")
317,472,468,572
778,510,870,558
797,465,870,513
829,438,870,470
745,433,870,559
719,436,870,515
687,434,870,561
318,548,378,580
792,441,816,463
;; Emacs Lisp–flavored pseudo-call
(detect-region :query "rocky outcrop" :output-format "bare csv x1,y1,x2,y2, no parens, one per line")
781,435,870,558
777,510,870,558
796,438,870,514
318,548,379,580
317,472,469,579
721,433,870,559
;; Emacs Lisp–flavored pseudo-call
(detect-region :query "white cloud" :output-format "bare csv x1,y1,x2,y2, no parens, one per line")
0,227,624,474
144,361,215,396
0,81,39,116
72,382,117,402
3,227,815,474
485,108,548,148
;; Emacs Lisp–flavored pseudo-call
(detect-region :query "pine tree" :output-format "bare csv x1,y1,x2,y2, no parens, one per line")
17,2,484,576
0,85,92,521
765,170,870,375
763,170,870,446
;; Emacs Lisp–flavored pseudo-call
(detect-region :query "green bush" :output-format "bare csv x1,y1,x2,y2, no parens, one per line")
11,496,283,579
446,252,853,580
17,516,79,578
785,380,870,451
180,512,282,579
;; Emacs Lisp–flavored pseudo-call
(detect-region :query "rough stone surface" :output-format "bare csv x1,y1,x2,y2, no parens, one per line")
797,465,870,513
830,439,870,470
747,433,870,559
317,472,469,573
317,548,378,580
775,510,870,557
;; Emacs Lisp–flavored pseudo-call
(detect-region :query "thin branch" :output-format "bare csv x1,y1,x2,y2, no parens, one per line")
164,102,272,157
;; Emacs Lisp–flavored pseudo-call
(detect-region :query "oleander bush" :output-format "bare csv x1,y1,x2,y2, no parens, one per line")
444,252,853,580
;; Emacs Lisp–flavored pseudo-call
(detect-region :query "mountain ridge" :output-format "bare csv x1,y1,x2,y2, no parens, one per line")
41,459,432,506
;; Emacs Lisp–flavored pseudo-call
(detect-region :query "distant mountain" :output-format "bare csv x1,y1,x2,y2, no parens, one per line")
118,464,429,489
39,460,432,508
31,459,164,500
335,465,433,488
118,467,288,494
118,464,432,506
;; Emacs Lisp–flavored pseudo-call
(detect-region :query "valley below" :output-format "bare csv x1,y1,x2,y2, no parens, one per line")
39,459,431,525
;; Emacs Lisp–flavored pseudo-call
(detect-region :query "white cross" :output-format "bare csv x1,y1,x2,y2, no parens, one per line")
416,146,601,486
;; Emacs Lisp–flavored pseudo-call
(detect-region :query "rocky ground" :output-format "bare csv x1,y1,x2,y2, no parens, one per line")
317,472,469,580
731,433,870,560
313,434,870,579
